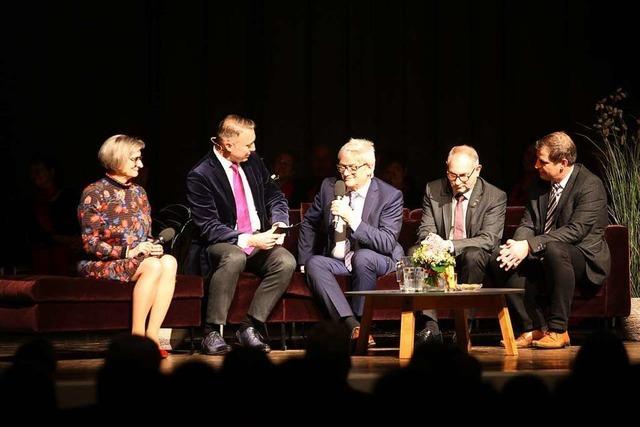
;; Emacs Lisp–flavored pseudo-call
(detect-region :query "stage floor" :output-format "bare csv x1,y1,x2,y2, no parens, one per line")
2,331,639,408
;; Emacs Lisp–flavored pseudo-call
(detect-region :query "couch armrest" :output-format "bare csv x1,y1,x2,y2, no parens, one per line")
605,225,631,317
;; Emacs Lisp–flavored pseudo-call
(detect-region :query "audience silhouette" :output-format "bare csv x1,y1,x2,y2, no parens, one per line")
0,338,58,417
3,328,638,422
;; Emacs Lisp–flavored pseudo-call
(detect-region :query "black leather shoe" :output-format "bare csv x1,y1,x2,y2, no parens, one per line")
201,331,232,355
415,321,443,346
236,326,271,353
451,319,474,344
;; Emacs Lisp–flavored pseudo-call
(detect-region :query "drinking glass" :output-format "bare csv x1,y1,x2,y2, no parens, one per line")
403,267,424,292
395,256,414,292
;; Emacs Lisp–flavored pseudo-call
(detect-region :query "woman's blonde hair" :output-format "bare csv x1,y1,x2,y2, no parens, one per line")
98,134,145,172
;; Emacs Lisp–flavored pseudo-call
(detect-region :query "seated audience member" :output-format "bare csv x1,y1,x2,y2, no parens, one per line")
302,143,336,203
96,335,165,417
272,150,304,207
0,338,58,417
508,144,538,206
78,135,177,358
380,155,422,209
28,155,81,274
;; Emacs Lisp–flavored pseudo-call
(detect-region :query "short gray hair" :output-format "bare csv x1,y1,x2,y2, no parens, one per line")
338,138,376,168
447,145,479,167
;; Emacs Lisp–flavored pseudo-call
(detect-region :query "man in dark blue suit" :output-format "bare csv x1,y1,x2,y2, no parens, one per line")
298,138,404,342
186,114,296,354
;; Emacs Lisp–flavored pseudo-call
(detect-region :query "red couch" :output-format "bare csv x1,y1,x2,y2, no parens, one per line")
2,207,627,336
0,275,203,333
226,206,630,325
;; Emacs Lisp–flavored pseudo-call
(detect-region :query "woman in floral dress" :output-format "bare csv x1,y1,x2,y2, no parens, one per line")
78,135,176,358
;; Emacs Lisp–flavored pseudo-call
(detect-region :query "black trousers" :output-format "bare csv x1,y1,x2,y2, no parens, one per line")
456,246,491,283
489,241,588,332
204,243,296,325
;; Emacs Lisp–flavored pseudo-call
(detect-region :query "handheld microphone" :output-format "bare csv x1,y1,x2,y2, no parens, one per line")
157,227,176,245
333,180,346,237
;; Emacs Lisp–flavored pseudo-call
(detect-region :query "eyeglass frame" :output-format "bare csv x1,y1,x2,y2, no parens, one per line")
337,163,368,174
445,165,479,183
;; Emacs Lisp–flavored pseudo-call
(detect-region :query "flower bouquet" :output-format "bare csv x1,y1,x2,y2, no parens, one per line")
411,233,457,290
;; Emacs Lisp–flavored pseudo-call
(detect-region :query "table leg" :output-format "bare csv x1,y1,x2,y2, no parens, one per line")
356,295,374,355
453,308,471,352
498,305,518,356
399,311,415,360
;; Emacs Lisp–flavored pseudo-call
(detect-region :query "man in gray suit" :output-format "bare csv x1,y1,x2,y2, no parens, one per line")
493,132,610,349
415,145,507,343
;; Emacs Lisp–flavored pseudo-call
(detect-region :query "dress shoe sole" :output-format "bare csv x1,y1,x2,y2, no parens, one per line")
500,340,533,349
531,341,570,349
201,346,232,356
234,342,272,353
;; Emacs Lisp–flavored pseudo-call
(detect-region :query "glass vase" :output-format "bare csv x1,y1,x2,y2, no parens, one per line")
424,273,446,291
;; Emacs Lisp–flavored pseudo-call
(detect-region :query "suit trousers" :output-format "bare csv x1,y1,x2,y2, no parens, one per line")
490,241,588,332
204,243,296,325
305,248,396,319
457,247,491,283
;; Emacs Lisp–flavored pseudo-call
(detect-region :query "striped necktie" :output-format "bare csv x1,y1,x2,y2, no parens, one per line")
544,183,563,234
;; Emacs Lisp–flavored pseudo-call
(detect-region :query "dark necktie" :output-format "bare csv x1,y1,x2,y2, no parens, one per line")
544,183,563,234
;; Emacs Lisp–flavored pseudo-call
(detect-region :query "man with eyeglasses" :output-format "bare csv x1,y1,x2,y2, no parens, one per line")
491,132,609,349
298,138,404,345
413,145,507,344
186,114,296,355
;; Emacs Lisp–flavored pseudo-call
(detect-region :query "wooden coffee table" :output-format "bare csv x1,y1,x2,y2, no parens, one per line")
345,288,524,359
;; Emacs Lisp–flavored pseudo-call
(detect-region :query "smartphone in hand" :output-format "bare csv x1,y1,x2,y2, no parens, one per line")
273,222,301,235
273,225,290,235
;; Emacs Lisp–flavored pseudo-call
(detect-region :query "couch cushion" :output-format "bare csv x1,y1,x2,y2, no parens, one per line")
0,275,203,332
284,272,350,298
0,274,203,303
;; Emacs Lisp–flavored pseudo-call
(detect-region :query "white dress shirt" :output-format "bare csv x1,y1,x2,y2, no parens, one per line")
331,180,371,270
213,149,261,248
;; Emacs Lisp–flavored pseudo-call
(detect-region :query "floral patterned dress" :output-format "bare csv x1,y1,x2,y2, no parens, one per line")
77,176,152,282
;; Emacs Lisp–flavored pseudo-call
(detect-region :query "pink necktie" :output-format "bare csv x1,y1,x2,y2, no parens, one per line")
231,164,254,255
453,194,465,240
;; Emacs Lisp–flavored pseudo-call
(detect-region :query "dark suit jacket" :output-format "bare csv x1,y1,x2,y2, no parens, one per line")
298,177,404,266
186,151,289,275
514,163,610,285
418,177,507,256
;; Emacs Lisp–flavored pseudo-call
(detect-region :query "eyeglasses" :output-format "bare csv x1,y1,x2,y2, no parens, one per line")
129,156,143,163
337,163,367,174
446,167,477,183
